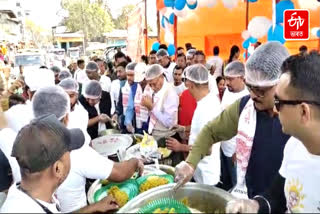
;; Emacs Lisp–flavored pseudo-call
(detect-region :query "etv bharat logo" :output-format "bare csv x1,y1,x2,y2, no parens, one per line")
284,10,309,40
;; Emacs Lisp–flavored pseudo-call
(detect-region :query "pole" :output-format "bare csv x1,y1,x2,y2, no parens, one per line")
174,15,178,58
245,0,249,60
144,0,148,56
156,11,160,41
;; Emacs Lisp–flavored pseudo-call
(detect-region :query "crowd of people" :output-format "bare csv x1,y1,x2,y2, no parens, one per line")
0,40,319,213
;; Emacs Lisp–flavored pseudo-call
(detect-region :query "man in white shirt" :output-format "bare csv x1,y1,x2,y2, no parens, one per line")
85,61,111,93
31,86,144,212
74,59,88,85
1,115,118,213
207,46,224,78
227,52,320,213
173,65,186,96
156,49,176,83
220,61,249,190
167,64,222,185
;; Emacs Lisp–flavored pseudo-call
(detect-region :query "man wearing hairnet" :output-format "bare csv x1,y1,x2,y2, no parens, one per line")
186,49,197,66
85,61,112,93
142,64,181,166
156,49,176,83
167,64,222,185
175,42,291,200
79,80,113,139
219,61,249,191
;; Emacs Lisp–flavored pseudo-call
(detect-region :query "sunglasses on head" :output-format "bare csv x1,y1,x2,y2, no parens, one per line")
274,96,320,112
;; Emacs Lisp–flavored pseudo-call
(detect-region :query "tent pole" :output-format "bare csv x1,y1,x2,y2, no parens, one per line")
245,0,249,60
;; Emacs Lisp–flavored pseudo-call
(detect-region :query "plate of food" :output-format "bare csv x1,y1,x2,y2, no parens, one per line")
136,174,174,193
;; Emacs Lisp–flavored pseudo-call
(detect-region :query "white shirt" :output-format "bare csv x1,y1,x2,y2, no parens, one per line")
68,103,91,146
220,88,249,157
174,83,186,96
0,128,20,183
1,183,60,213
100,75,112,93
110,79,120,115
189,92,222,185
163,62,176,83
208,75,219,97
279,137,320,213
74,69,88,84
56,145,114,212
94,102,106,134
5,101,34,133
207,56,224,78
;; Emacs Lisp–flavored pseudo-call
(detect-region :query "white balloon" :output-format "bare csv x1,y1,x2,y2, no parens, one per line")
160,7,167,15
165,31,174,44
207,0,217,8
248,16,272,39
241,30,251,40
222,0,239,9
311,27,320,36
298,0,320,10
187,0,197,5
174,8,188,18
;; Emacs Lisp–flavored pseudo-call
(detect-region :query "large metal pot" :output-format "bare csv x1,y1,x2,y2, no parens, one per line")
98,129,120,136
118,183,236,213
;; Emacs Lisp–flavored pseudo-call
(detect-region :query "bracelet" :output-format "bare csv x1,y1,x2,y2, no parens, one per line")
253,195,271,214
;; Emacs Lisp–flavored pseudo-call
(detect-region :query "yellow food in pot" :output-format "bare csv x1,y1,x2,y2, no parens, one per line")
107,186,128,207
139,176,169,193
153,208,176,213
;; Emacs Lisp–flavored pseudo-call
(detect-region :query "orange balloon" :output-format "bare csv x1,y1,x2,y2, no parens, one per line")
157,0,165,10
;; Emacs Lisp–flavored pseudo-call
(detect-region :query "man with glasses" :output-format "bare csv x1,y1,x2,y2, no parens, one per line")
156,49,176,83
175,42,291,200
226,53,320,213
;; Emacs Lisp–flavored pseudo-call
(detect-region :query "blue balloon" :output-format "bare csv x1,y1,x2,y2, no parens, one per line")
276,0,294,24
175,0,186,10
317,30,320,38
249,0,257,2
243,52,250,59
268,25,286,44
242,39,250,49
168,44,176,56
169,13,175,25
161,16,169,28
187,0,197,10
248,37,258,44
164,0,175,7
152,42,160,51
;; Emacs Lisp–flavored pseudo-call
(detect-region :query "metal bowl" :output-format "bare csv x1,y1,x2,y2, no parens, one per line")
98,129,120,136
118,183,236,213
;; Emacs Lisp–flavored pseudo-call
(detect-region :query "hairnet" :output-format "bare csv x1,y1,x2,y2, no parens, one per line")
156,49,169,57
145,64,164,81
86,61,99,72
186,49,197,58
126,62,137,73
224,61,245,77
59,78,79,93
245,41,289,87
24,69,55,92
50,66,61,74
134,63,147,82
83,80,102,99
32,86,70,120
185,64,209,84
58,70,72,81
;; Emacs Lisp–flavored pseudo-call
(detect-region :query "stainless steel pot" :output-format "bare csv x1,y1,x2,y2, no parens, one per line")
98,129,120,136
118,183,235,213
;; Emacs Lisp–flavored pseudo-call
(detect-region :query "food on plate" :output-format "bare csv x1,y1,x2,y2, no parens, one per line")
139,176,169,193
158,147,171,158
107,186,129,207
153,208,176,213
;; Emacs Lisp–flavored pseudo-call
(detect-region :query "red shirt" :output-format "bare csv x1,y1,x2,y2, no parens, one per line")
178,89,197,126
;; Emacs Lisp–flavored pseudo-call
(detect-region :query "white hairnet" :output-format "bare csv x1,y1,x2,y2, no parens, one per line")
86,61,99,72
58,70,72,81
32,86,70,120
186,49,197,58
156,49,169,57
185,64,209,84
145,64,164,81
245,41,289,87
24,69,55,92
83,80,102,99
224,61,245,77
59,78,79,93
134,63,147,82
126,62,137,73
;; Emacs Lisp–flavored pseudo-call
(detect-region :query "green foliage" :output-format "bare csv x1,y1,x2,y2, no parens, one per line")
113,4,136,30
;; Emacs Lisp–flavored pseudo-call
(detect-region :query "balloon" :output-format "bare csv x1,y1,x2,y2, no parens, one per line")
174,7,188,18
242,39,250,49
248,37,258,43
187,0,197,4
175,0,186,10
267,25,286,44
164,0,175,7
248,16,272,39
276,0,294,24
187,0,197,9
248,0,257,2
222,0,239,9
317,30,320,38
243,52,250,59
161,16,169,28
159,7,167,15
157,0,165,10
169,13,175,24
165,31,174,44
152,42,160,51
311,27,320,36
297,0,320,10
168,44,176,56
241,30,251,40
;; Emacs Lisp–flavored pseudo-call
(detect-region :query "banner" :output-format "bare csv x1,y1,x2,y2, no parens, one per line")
127,2,145,62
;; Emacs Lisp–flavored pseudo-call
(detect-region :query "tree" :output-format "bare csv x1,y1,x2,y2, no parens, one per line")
113,4,136,30
61,0,114,43
25,19,51,47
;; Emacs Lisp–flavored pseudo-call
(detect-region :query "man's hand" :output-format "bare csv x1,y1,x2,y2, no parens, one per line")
141,95,153,111
166,137,182,152
226,199,260,213
174,161,195,189
136,158,144,176
99,114,111,123
126,125,134,134
94,195,119,212
111,114,118,122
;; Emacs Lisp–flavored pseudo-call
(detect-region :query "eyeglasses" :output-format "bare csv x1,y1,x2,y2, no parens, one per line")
274,96,320,112
245,83,274,98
